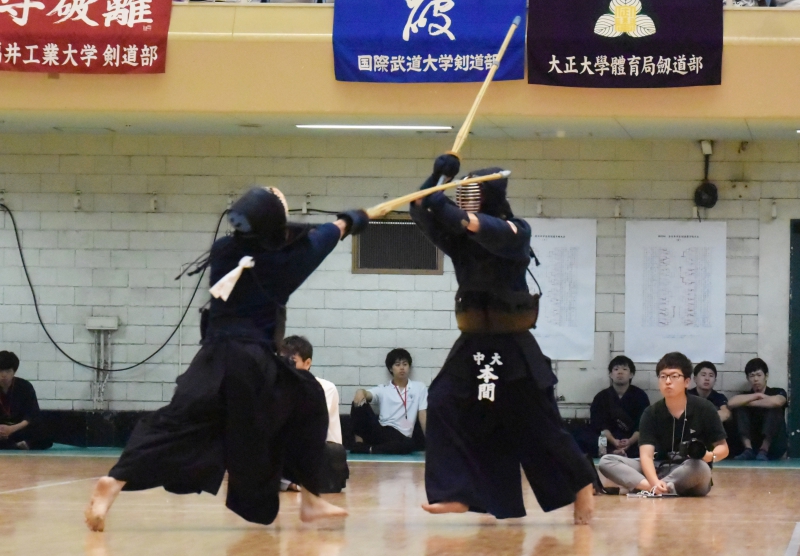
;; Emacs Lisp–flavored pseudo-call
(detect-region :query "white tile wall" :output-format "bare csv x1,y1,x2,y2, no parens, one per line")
0,133,788,415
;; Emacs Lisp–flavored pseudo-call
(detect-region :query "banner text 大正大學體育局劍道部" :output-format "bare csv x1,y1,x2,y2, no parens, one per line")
527,0,722,88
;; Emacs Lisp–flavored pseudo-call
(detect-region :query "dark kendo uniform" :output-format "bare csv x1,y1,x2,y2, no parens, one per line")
411,162,595,519
587,384,650,458
0,376,52,450
107,188,365,525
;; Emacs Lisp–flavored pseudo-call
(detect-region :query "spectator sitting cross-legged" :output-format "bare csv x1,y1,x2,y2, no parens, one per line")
728,358,788,461
350,348,427,455
599,352,729,497
279,336,349,493
0,351,52,451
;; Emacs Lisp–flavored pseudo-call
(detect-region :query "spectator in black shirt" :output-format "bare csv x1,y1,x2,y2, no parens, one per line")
588,355,650,458
688,361,731,423
729,358,788,461
0,351,52,450
599,352,728,497
689,361,744,456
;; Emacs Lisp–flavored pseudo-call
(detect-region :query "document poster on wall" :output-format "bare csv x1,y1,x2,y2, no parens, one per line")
624,220,726,363
525,218,597,360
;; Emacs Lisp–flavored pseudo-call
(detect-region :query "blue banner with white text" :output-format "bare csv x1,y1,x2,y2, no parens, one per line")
527,0,722,88
333,0,526,83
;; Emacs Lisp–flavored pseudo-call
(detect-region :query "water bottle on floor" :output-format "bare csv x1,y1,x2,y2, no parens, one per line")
598,436,607,456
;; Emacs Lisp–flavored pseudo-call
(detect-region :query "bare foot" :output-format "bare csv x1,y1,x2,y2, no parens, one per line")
573,484,594,525
421,501,469,514
85,477,125,532
84,532,110,556
299,488,348,522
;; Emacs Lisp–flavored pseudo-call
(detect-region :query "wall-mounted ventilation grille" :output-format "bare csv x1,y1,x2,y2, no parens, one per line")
353,219,443,275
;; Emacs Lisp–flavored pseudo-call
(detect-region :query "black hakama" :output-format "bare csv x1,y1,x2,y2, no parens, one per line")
108,338,328,525
424,333,595,518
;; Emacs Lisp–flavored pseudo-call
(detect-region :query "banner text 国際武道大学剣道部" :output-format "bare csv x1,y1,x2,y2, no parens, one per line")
333,0,526,83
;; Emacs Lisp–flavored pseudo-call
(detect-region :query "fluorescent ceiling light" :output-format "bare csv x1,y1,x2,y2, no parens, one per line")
53,126,115,133
296,124,452,131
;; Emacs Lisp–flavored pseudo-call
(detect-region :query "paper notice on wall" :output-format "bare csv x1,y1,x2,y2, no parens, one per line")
625,220,726,363
525,218,597,360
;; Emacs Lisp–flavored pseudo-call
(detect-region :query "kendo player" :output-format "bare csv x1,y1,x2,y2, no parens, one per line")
85,187,368,532
410,154,596,525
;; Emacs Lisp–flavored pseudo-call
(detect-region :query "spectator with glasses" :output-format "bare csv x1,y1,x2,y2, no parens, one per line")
598,352,729,497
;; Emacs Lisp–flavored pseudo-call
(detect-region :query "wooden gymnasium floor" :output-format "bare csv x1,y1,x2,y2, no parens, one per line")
2,454,800,556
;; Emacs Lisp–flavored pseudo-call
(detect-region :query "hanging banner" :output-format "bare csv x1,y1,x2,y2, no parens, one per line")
333,0,526,83
525,218,597,361
527,0,722,88
624,220,727,363
0,0,172,74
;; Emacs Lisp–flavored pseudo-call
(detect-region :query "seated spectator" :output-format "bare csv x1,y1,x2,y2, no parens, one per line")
351,348,427,455
587,355,650,458
728,358,788,461
599,352,728,497
279,336,349,493
689,362,731,422
689,361,743,455
0,351,52,450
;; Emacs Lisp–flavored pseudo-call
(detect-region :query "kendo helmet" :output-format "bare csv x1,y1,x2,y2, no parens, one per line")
228,186,289,248
455,167,513,219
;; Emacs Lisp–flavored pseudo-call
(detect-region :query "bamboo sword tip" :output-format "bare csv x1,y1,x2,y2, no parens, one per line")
500,170,512,177
512,15,521,26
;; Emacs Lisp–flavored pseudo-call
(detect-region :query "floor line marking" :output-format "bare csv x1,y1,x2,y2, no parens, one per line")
784,522,800,556
0,476,99,495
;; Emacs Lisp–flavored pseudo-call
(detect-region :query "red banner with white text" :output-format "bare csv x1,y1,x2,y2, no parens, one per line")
0,0,171,73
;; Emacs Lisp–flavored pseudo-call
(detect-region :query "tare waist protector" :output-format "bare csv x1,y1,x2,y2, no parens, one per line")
455,290,539,334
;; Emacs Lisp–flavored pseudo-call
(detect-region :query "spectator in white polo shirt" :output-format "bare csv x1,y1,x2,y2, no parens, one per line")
351,348,428,454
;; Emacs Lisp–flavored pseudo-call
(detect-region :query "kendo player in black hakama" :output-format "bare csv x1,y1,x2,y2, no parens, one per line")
411,154,596,525
85,187,368,532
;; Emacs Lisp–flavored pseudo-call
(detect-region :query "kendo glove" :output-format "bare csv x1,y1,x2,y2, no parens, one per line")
418,153,460,209
420,153,461,191
336,209,369,239
433,152,461,181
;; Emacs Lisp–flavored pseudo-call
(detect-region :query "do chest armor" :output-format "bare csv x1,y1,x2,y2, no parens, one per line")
454,252,539,334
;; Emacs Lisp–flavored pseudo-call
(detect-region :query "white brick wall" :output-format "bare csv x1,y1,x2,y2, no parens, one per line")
0,133,791,413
